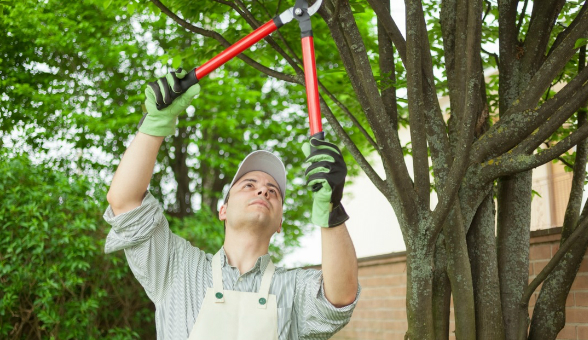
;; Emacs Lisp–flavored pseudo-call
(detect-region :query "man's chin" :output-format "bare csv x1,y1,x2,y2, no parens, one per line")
232,213,277,231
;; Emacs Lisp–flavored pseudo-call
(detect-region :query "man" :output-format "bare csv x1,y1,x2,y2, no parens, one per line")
104,69,360,339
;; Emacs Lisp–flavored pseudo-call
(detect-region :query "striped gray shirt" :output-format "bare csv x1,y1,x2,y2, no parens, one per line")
103,192,359,340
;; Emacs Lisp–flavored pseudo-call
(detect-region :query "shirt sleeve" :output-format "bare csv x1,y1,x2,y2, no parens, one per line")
103,191,203,304
293,268,361,339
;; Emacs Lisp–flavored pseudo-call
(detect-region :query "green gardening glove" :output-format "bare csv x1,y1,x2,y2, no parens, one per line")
138,68,200,136
302,132,350,228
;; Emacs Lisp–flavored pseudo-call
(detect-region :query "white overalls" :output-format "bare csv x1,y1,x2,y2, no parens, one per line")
187,251,279,340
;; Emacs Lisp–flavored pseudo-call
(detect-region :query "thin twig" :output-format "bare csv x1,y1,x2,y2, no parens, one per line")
318,81,379,150
482,0,492,23
481,47,500,67
253,0,305,67
516,0,529,34
543,142,577,169
149,0,298,83
319,94,388,195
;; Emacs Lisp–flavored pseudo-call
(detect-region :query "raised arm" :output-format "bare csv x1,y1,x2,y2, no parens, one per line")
302,134,359,306
107,133,164,215
322,223,359,306
107,69,200,215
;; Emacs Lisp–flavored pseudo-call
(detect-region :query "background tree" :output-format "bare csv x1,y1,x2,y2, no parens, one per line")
148,0,588,339
0,151,157,339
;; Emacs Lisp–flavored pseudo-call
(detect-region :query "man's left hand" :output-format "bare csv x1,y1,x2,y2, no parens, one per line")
302,133,349,228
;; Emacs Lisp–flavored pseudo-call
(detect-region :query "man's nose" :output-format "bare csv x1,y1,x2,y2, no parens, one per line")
257,186,269,197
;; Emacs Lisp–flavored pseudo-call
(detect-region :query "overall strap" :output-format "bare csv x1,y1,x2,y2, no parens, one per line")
212,252,225,303
257,260,275,309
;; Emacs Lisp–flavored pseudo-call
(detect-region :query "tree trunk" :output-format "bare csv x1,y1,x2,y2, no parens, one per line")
405,242,435,339
496,171,533,340
171,126,192,217
529,50,588,339
468,192,506,340
527,232,588,340
432,234,451,340
443,205,477,339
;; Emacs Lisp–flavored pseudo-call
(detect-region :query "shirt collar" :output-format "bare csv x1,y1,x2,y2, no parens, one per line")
219,246,272,274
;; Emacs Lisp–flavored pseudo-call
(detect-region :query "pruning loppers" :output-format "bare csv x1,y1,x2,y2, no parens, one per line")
157,0,324,137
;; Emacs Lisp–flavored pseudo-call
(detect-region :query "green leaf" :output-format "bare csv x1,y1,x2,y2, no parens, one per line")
103,0,112,9
127,2,136,15
159,54,170,65
172,54,182,69
574,38,588,49
350,3,366,13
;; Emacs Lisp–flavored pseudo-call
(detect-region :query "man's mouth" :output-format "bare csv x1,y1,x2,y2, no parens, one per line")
250,199,270,209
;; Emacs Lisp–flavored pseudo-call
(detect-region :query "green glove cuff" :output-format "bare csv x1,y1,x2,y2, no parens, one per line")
310,181,349,227
138,114,177,136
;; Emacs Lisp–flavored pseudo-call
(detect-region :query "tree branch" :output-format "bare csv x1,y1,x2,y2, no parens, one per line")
520,0,565,76
405,0,431,208
497,0,522,114
481,122,588,180
332,0,342,22
520,214,588,310
214,0,304,77
515,0,529,34
418,5,453,186
471,65,588,164
512,2,588,112
432,0,483,238
376,0,399,132
547,0,588,57
481,47,500,67
149,0,299,84
321,1,416,202
514,71,588,154
559,49,588,240
318,81,379,150
366,0,407,65
318,94,388,195
557,156,574,169
253,0,306,67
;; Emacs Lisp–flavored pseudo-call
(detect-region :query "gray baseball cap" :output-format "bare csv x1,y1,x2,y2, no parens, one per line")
227,150,287,201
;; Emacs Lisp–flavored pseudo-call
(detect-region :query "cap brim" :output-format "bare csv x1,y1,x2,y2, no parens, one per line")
228,151,286,200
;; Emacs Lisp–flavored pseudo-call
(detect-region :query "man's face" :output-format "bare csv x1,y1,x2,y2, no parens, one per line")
219,171,283,235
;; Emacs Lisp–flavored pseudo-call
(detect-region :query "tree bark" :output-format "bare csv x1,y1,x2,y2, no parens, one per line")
497,171,533,340
432,234,451,340
528,47,588,340
171,126,192,217
468,193,506,340
405,241,436,340
443,205,477,339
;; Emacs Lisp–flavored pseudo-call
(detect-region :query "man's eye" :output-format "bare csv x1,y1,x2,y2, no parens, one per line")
245,183,253,188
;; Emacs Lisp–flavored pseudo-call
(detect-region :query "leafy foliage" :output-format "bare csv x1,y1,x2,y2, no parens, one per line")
0,151,155,339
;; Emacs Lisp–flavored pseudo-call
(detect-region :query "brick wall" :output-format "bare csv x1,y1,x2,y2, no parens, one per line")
328,227,588,340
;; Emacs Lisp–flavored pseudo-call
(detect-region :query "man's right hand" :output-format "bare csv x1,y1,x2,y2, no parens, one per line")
138,68,200,137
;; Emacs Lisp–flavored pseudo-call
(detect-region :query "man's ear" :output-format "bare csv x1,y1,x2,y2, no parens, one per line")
219,203,227,221
277,221,282,234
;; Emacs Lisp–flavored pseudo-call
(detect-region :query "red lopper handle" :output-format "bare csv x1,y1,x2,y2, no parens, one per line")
301,36,322,135
195,20,279,80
